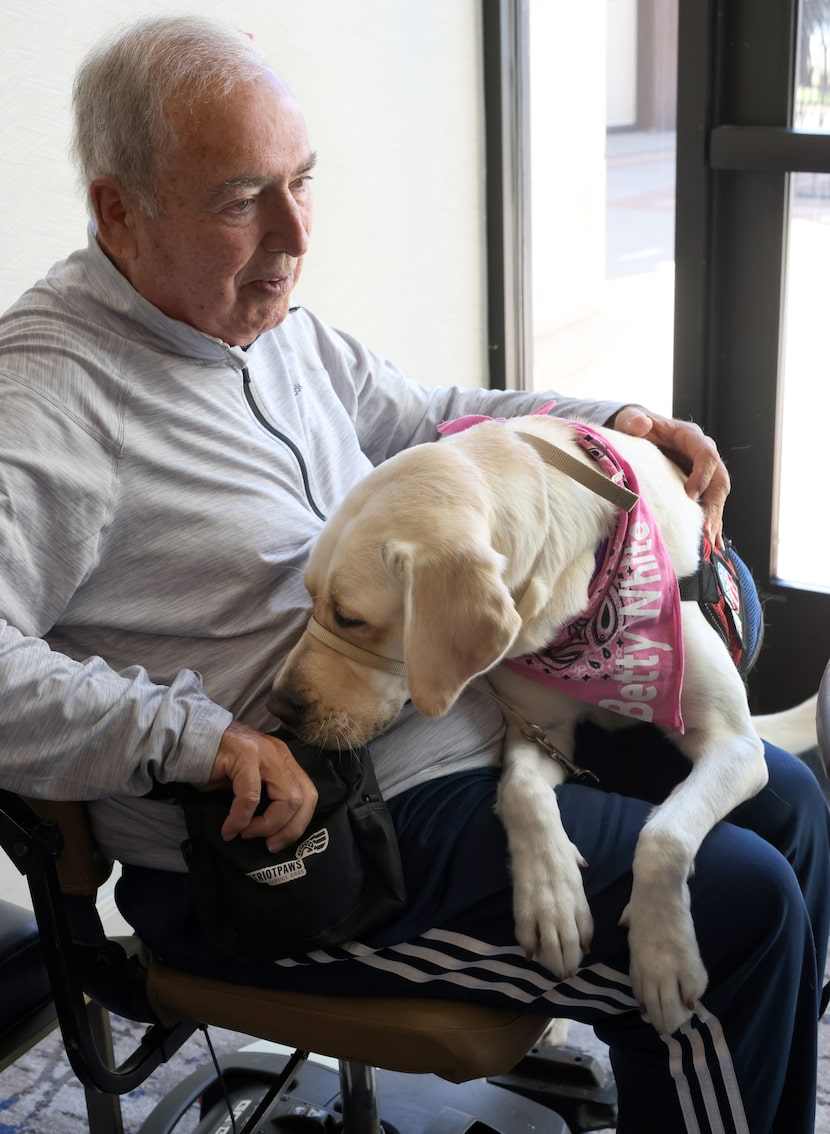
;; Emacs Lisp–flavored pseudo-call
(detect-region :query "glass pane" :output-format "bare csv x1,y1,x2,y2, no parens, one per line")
527,0,677,415
774,1,830,590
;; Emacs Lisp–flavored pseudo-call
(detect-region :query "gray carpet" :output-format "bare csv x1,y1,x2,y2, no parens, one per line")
0,1016,256,1133
1,998,827,1133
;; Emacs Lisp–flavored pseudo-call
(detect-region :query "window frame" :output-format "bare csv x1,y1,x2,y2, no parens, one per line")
674,0,830,708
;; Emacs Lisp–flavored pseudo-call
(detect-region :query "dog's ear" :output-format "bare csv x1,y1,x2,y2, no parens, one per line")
385,539,522,717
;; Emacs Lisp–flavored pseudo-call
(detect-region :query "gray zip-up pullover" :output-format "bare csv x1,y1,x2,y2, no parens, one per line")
0,231,623,869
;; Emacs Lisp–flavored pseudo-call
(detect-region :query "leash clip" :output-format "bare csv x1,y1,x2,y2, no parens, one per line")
520,723,599,785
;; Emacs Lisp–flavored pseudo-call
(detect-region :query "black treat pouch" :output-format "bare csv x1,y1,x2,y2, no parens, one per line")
169,741,406,962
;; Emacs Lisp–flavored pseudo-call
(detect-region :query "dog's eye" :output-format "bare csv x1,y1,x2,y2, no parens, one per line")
333,610,366,630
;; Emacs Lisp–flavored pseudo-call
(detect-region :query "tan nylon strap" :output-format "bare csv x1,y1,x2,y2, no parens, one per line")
515,431,639,513
307,616,408,677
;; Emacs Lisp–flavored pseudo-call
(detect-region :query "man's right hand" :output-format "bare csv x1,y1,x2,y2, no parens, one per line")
208,721,318,852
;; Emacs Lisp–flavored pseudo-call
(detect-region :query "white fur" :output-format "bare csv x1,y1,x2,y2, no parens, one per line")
271,415,814,1037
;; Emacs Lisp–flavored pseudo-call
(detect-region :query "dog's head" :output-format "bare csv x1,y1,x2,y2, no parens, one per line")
269,445,523,747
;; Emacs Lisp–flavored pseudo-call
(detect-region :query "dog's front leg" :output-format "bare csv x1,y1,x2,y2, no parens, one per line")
620,611,770,1036
496,724,594,979
620,824,709,1037
621,729,767,1036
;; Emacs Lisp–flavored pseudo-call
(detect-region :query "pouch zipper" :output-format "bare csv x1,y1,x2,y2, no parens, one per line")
241,366,326,521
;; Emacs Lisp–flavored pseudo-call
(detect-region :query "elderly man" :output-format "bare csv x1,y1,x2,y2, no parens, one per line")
0,16,826,1133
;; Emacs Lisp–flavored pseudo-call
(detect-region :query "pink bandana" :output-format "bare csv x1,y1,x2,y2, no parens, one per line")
438,414,685,732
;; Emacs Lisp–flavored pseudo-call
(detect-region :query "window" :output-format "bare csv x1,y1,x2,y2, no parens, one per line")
485,0,830,706
775,1,830,590
529,0,678,415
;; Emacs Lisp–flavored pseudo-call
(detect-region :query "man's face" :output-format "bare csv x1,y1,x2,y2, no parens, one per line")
119,69,315,346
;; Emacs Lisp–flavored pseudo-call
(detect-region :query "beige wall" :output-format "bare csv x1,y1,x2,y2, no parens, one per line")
0,0,486,388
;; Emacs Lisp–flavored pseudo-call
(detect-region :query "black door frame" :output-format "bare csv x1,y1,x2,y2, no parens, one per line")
674,0,830,709
482,0,532,393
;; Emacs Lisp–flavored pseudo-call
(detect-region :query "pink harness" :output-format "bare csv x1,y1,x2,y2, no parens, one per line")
438,414,686,732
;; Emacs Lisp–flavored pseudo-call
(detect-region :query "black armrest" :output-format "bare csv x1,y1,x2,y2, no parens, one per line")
0,790,196,1094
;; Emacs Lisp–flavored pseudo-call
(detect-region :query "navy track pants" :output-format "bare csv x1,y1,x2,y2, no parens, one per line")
119,725,830,1134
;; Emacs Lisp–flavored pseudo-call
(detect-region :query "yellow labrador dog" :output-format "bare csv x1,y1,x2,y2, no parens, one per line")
271,413,798,1036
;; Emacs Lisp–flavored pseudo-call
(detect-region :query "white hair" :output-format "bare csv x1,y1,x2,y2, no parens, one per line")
71,15,269,217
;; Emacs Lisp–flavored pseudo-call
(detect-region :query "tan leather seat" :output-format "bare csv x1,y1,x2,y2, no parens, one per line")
146,963,544,1084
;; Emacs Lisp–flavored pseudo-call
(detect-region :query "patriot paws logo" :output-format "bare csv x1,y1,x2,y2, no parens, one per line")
245,828,330,886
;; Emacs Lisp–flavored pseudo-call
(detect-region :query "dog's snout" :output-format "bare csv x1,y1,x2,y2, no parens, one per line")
267,689,305,726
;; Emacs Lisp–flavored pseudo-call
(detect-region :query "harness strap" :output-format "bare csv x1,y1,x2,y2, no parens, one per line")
515,431,639,513
678,559,720,604
675,539,764,680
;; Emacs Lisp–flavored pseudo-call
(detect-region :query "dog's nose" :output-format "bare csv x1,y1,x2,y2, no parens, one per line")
267,690,304,726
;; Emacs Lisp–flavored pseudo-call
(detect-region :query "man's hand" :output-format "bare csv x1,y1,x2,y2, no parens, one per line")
610,405,730,547
208,721,318,852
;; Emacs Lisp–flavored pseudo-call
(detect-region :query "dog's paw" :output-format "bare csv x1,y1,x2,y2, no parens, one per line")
512,839,594,980
620,885,708,1036
537,1017,571,1048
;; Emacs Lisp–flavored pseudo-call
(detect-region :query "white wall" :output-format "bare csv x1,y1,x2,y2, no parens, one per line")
0,1,486,912
0,0,486,388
